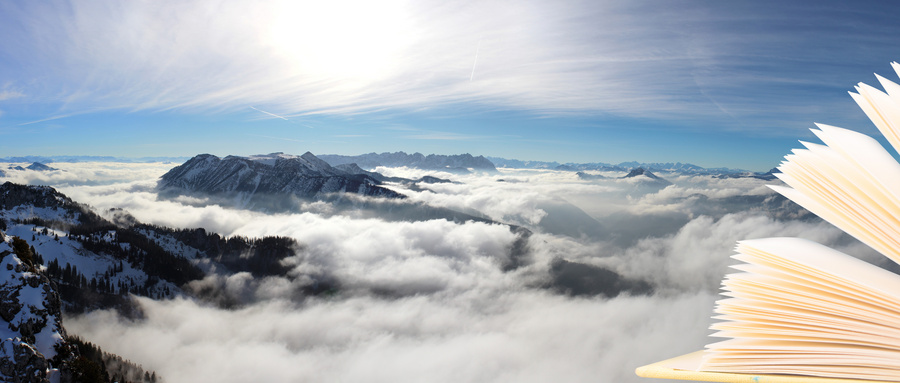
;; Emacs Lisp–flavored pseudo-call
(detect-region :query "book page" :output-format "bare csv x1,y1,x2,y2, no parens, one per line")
771,124,900,264
702,237,900,381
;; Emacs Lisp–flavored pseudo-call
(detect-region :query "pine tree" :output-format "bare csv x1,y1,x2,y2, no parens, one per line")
11,237,34,270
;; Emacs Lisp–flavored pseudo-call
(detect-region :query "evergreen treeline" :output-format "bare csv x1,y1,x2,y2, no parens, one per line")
13,220,189,314
17,216,301,312
68,227,204,286
65,335,160,383
137,224,298,277
38,247,135,314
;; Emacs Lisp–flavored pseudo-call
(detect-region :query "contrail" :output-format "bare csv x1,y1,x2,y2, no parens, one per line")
470,39,481,81
249,106,315,128
250,106,290,121
17,111,85,126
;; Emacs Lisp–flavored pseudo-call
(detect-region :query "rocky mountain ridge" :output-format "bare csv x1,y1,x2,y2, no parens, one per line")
0,233,162,382
158,152,405,210
0,182,315,310
488,156,768,175
319,152,497,173
0,181,328,380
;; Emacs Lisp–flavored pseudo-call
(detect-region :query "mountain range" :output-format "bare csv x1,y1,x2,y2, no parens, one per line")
0,153,778,177
575,167,674,191
6,162,57,173
318,152,497,173
487,156,767,175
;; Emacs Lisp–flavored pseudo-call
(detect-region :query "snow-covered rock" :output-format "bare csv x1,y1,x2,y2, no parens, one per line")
0,237,66,383
620,167,672,186
0,182,197,310
158,152,405,209
0,183,84,226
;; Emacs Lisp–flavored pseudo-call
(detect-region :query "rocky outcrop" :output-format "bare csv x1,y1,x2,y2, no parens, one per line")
0,340,50,383
0,239,68,383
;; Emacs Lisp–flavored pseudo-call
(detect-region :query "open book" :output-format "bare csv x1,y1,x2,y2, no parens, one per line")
637,63,900,382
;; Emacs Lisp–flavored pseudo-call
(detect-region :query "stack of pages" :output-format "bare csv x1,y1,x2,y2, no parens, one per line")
637,63,900,382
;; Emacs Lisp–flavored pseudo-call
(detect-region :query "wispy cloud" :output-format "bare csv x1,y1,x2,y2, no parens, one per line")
0,1,895,134
247,134,305,143
470,39,481,82
403,132,486,141
0,89,23,102
393,126,494,141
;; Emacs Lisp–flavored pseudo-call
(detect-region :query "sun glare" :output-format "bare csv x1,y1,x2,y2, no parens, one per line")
266,0,415,84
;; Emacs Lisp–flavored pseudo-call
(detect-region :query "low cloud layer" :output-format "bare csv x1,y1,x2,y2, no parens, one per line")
4,163,884,382
1,162,172,187
67,292,717,383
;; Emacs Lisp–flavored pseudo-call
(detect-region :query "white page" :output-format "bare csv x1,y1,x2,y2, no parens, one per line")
703,238,900,379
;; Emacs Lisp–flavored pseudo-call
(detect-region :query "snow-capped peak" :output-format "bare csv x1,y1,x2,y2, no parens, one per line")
246,152,300,166
299,152,333,172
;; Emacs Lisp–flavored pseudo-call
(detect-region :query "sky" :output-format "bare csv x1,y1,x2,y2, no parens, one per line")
2,0,900,171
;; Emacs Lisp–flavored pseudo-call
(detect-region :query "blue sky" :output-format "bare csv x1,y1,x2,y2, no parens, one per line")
1,0,900,171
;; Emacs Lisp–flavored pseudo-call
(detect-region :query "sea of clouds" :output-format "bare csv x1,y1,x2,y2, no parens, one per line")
1,162,880,383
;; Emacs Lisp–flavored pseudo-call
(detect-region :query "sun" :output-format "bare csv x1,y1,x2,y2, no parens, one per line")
265,0,415,84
